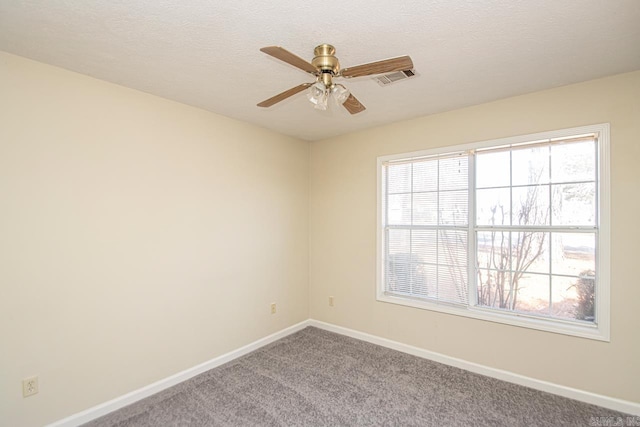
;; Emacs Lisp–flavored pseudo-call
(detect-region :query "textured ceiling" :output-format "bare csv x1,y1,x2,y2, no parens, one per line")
1,1,639,141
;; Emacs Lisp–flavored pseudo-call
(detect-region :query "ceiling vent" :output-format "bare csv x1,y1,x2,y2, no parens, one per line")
373,69,417,86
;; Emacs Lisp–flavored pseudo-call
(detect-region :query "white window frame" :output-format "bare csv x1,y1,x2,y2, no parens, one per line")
376,124,610,341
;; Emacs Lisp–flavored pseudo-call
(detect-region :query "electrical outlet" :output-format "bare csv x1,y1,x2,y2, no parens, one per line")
22,376,38,398
329,296,334,307
270,303,277,314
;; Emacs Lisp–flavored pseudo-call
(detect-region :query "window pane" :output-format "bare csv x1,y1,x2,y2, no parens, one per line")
387,163,412,194
439,190,468,226
439,157,468,191
479,270,552,315
439,264,468,305
386,227,412,295
476,151,510,188
388,229,410,257
511,232,549,274
551,233,595,276
412,230,437,264
386,258,411,294
413,160,437,192
413,192,437,226
512,185,550,226
476,269,512,308
513,273,550,315
381,173,387,226
387,193,411,225
551,141,595,183
438,230,467,266
551,183,596,226
552,273,595,322
412,264,437,298
550,275,586,321
512,145,549,186
477,231,510,271
476,188,511,226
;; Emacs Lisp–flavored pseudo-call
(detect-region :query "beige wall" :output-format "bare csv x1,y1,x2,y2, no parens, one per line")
0,52,309,426
309,71,640,404
2,49,639,426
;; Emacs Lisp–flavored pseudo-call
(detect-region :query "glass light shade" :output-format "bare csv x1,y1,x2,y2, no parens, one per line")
331,84,350,104
307,82,328,110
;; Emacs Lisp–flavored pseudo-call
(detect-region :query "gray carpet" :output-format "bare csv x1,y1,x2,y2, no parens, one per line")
84,326,629,426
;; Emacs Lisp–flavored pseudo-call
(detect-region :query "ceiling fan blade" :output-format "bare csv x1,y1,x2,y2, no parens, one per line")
341,55,414,78
257,83,312,108
342,93,366,114
260,46,318,74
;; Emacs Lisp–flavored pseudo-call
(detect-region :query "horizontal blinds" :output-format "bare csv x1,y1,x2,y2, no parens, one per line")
383,154,469,305
474,133,597,155
383,150,468,167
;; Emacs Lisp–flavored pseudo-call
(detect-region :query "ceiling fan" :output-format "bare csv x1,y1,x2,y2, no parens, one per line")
257,44,414,114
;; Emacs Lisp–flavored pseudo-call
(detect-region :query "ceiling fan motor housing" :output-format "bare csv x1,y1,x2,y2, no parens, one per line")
312,44,340,88
312,44,340,75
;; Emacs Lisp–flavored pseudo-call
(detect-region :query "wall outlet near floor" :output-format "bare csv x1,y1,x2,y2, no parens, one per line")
329,296,334,307
22,376,38,398
270,303,277,314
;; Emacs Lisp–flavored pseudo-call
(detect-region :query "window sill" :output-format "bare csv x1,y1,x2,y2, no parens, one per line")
377,292,609,342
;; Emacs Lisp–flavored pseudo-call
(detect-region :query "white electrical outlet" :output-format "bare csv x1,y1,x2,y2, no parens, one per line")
270,303,277,314
329,296,334,307
22,376,38,398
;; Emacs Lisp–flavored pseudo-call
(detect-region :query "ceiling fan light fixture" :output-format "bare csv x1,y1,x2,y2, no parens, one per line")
331,84,350,104
312,94,328,110
307,81,328,110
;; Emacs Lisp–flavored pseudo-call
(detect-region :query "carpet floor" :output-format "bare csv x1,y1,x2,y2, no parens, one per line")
85,326,629,426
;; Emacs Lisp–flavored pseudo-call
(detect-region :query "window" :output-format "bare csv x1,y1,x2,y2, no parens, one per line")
377,124,610,340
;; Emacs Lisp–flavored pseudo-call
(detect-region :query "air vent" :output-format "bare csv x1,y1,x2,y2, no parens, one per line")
373,69,417,86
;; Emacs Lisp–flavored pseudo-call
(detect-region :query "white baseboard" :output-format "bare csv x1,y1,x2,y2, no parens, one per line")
47,320,312,427
49,318,640,426
308,319,640,417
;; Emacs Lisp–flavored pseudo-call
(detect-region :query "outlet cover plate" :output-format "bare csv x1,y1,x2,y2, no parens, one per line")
22,376,38,397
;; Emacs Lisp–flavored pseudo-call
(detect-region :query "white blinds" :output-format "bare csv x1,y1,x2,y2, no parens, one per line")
382,154,469,305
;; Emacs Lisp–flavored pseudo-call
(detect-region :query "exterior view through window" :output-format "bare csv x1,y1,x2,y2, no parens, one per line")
377,124,609,340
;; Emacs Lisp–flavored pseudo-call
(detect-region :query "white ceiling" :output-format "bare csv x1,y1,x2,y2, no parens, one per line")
1,1,639,141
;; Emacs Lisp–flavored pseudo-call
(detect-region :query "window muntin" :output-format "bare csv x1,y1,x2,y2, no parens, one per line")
377,125,609,340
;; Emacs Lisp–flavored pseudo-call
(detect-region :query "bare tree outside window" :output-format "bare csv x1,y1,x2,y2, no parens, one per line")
476,182,548,310
475,142,597,320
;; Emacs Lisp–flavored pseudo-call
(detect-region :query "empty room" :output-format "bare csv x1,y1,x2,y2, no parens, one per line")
1,1,640,426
